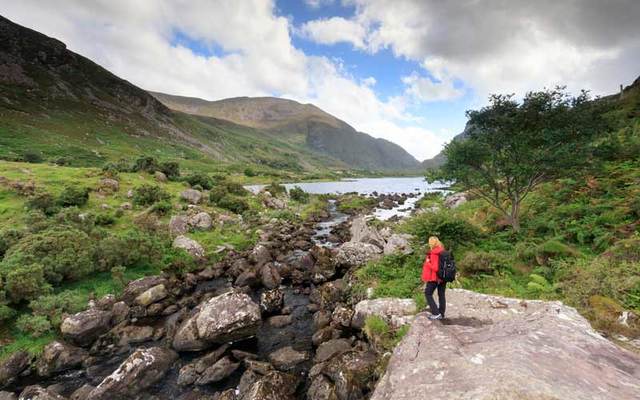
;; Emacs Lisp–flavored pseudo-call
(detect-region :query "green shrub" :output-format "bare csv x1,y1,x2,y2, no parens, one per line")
458,251,509,276
132,184,171,206
94,230,164,272
26,193,59,216
57,186,90,208
519,239,581,266
244,168,257,177
184,173,213,190
224,181,248,196
102,159,130,174
526,273,555,294
54,207,95,233
4,263,51,302
400,211,481,250
23,151,44,164
16,314,52,338
150,200,172,215
599,237,640,264
111,266,127,291
209,186,228,204
1,228,96,285
29,291,86,328
265,182,287,196
217,196,249,214
131,156,160,173
23,210,52,233
336,195,376,214
159,161,180,180
95,213,116,226
289,186,309,203
0,302,17,323
0,229,24,258
161,248,198,275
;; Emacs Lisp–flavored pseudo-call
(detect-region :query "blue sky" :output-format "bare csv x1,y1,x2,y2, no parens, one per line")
2,0,638,160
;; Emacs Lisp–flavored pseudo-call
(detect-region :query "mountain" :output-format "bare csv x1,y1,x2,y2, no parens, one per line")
421,124,472,169
150,92,421,171
0,15,419,174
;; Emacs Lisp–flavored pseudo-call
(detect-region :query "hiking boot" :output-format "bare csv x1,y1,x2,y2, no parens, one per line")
428,314,443,320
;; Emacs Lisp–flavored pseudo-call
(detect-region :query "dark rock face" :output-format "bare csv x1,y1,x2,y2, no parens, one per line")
0,352,31,388
17,386,64,400
36,341,88,378
88,347,178,400
372,290,640,400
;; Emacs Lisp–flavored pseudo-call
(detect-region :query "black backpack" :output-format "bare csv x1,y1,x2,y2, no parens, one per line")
437,251,457,282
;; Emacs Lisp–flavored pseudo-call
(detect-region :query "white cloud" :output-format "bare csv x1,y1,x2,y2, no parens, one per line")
325,0,640,98
304,0,335,9
299,16,367,49
402,73,463,102
1,0,443,160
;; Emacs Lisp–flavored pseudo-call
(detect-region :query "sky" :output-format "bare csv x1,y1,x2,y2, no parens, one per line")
1,0,639,161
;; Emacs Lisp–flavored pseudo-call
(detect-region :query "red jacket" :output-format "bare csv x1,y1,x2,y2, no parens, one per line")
421,246,444,282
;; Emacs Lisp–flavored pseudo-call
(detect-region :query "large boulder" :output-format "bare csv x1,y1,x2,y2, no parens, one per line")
321,350,379,400
240,371,298,400
382,234,413,255
17,386,64,400
60,308,112,346
169,215,190,236
122,276,167,304
334,242,382,266
98,178,119,193
351,298,417,329
173,291,261,351
371,289,640,400
36,341,88,377
268,346,310,371
173,235,205,259
134,284,168,306
0,351,31,388
180,189,203,204
443,192,467,208
189,212,213,230
88,347,178,400
349,217,385,249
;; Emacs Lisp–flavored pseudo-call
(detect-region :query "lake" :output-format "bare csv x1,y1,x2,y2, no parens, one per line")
247,176,448,220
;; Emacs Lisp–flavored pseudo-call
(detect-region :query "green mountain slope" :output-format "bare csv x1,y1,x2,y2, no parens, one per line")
150,92,421,171
0,15,387,177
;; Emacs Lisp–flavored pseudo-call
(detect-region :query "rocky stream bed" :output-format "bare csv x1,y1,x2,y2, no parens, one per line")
0,193,419,400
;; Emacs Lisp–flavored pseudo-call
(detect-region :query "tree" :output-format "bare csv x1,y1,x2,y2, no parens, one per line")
431,88,607,232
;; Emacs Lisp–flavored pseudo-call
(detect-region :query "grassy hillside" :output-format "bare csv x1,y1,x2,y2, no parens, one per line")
0,15,408,180
355,76,640,346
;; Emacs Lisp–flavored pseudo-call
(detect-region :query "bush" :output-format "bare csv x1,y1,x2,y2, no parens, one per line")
26,193,59,216
1,228,95,285
0,229,24,258
102,159,130,174
599,237,640,264
0,302,17,323
519,239,581,266
94,230,164,272
131,156,160,173
400,211,481,250
159,161,180,180
225,181,248,196
4,263,51,302
184,173,213,190
458,251,509,276
95,213,116,226
29,291,86,327
209,186,228,204
54,207,95,233
23,151,44,163
244,168,257,177
150,200,172,215
161,248,198,275
57,186,90,207
111,266,127,291
132,184,171,206
217,196,249,214
16,314,52,338
265,182,287,196
23,210,51,233
289,186,309,203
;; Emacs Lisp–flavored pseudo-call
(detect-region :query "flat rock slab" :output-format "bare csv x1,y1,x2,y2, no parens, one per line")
372,289,640,400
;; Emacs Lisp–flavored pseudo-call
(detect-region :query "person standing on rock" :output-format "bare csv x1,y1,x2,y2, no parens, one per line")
422,236,446,320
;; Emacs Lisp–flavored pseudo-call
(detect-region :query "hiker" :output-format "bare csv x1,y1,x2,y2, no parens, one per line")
422,236,446,320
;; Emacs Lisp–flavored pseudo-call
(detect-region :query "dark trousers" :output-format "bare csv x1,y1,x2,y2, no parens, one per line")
425,281,446,316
